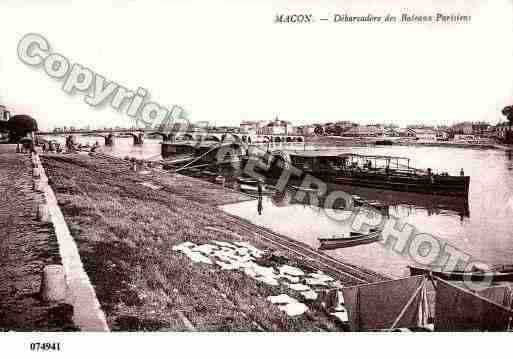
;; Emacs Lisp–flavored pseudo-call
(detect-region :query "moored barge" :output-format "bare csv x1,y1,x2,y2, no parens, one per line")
260,151,470,197
160,141,245,170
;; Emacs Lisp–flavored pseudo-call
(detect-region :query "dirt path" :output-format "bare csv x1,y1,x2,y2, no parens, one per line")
0,146,75,331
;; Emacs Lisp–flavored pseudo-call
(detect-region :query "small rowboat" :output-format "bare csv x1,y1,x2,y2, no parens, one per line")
318,228,381,250
239,184,274,195
351,195,387,211
237,177,259,185
289,185,317,193
408,265,513,282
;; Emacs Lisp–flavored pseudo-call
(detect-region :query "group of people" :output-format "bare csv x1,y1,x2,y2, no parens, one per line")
41,141,62,153
40,135,101,154
16,140,35,153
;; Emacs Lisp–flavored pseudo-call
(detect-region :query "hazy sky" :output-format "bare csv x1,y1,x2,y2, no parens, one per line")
1,0,513,130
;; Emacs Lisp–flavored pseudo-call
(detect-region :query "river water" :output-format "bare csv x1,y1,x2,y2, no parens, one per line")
43,135,513,277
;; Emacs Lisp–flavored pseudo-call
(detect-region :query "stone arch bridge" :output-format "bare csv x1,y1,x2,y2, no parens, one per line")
37,129,304,146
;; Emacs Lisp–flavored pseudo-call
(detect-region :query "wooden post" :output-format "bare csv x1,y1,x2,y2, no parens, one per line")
36,203,51,222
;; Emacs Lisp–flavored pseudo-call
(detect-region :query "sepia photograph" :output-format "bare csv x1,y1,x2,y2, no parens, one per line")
1,0,512,357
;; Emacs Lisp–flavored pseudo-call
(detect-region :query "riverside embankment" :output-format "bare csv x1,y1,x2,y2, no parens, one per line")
40,153,387,331
0,145,76,331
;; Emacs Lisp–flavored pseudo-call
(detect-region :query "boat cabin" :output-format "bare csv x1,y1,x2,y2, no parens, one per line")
279,151,414,175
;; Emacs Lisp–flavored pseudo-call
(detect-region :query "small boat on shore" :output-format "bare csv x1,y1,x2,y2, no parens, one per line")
237,177,259,185
289,185,317,193
201,170,218,177
351,195,387,211
408,265,513,282
318,228,381,250
375,139,393,145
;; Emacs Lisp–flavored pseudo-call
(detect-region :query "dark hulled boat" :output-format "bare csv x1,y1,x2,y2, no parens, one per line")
160,141,245,171
258,151,470,197
318,228,381,250
408,265,513,282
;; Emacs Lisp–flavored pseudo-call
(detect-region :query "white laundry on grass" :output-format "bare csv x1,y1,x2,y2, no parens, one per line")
140,181,163,190
299,290,318,301
287,283,311,292
267,294,296,305
279,264,305,277
172,240,348,321
266,294,309,316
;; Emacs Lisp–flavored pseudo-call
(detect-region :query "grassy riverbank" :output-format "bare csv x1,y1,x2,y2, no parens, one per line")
41,153,385,331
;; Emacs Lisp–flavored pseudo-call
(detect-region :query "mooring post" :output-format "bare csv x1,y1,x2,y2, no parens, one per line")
40,265,67,302
36,202,51,222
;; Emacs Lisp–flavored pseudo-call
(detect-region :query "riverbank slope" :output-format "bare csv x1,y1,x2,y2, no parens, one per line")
41,153,387,331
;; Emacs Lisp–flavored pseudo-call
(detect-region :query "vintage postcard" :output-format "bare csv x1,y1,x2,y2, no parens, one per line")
1,0,512,357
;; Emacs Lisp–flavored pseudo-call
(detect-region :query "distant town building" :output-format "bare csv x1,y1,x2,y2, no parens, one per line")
240,121,258,134
471,122,490,136
194,121,211,130
260,117,292,135
454,134,477,142
240,117,293,135
295,125,316,136
383,128,400,137
406,128,437,141
451,122,474,135
322,121,358,136
397,128,410,137
343,124,383,137
435,129,450,140
212,126,239,133
494,122,510,139
0,105,11,122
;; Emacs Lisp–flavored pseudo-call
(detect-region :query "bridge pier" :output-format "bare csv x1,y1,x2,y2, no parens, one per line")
134,133,144,145
105,133,115,146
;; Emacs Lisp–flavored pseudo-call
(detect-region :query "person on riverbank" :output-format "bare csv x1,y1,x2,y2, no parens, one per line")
90,141,100,154
460,168,465,176
257,179,264,215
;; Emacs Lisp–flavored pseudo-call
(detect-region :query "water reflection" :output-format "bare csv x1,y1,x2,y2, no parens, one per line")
221,146,513,278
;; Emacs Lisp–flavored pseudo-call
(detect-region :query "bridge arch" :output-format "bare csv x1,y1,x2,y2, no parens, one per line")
119,132,145,145
148,132,169,141
175,133,195,141
203,134,221,142
104,133,115,146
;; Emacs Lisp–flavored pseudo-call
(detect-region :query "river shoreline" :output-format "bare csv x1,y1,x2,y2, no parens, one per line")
308,136,506,150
